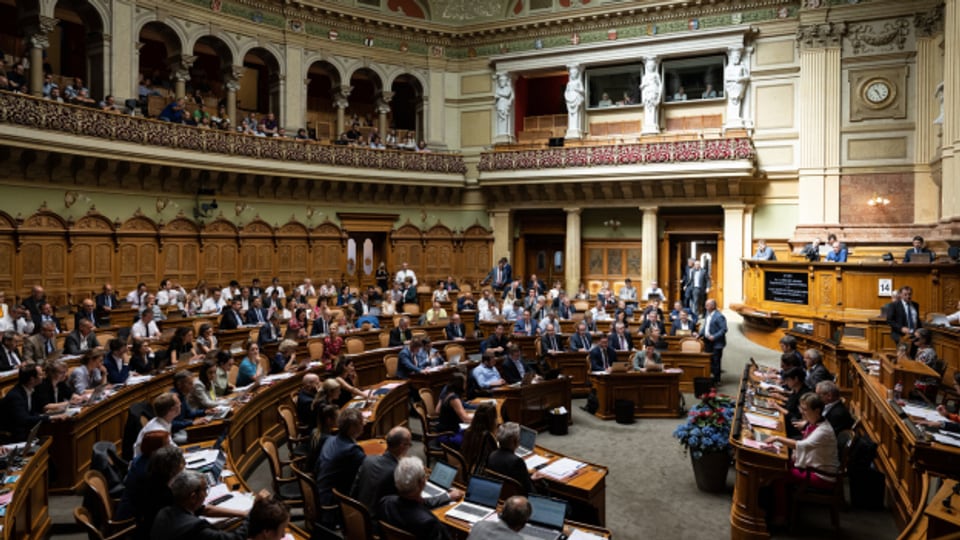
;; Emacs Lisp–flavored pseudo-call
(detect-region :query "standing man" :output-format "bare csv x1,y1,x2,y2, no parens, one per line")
686,260,710,316
887,285,921,345
394,262,418,288
681,258,695,315
701,299,727,384
483,257,512,292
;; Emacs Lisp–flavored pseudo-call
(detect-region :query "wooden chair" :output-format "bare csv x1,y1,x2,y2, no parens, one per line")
257,437,304,507
334,488,377,540
790,429,856,530
482,468,525,501
680,337,703,353
74,506,135,540
384,354,399,379
414,402,451,466
402,303,420,316
277,404,309,460
460,283,472,293
443,343,465,364
227,364,239,386
418,387,438,420
345,337,365,354
378,520,417,540
440,443,469,484
308,340,325,361
258,353,271,376
290,461,331,537
379,332,391,348
80,470,135,538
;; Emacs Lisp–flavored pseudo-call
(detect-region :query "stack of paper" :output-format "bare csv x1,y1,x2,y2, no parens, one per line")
539,457,585,480
744,412,779,429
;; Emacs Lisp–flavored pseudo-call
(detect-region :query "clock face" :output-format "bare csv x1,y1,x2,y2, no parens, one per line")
865,81,891,104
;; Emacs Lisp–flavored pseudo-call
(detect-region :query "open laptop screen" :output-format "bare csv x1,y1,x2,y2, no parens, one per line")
427,461,457,490
464,476,502,507
527,494,567,529
519,426,536,451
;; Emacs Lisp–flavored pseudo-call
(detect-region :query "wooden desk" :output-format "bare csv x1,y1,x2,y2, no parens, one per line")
491,377,572,432
544,352,590,397
0,437,51,540
729,366,789,540
346,346,401,387
923,479,960,537
879,355,939,396
343,380,410,440
786,328,868,392
589,371,683,420
659,351,712,393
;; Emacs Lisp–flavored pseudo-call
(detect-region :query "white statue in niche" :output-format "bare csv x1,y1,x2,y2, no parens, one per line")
494,72,514,140
724,47,750,129
934,81,944,125
640,56,662,135
564,64,584,139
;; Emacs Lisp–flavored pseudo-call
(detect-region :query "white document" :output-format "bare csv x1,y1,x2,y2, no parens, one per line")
201,485,255,524
184,449,220,469
744,412,778,430
539,457,585,480
567,529,606,540
902,404,944,423
524,454,550,470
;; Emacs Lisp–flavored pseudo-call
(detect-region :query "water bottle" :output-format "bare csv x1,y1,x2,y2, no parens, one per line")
894,380,903,401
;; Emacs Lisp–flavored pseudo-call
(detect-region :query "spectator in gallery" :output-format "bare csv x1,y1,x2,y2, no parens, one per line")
158,97,186,123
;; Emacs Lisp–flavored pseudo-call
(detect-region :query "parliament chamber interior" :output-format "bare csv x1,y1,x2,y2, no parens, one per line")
0,0,958,538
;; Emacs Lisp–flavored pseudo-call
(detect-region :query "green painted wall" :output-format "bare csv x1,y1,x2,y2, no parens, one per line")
581,207,644,239
753,203,798,239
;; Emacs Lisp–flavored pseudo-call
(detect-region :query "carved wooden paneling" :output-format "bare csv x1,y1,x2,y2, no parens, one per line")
70,240,113,294
581,240,643,280
0,240,14,292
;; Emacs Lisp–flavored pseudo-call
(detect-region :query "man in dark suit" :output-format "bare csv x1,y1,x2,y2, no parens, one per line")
352,291,373,318
800,238,822,262
501,345,534,385
103,338,130,385
400,279,417,307
568,323,592,352
32,302,61,336
64,318,100,355
816,380,855,433
388,316,413,347
482,257,512,292
249,278,264,299
351,427,460,519
258,313,281,349
513,310,537,337
0,332,23,371
701,299,727,383
22,322,58,364
1,364,64,443
244,297,269,326
527,274,546,297
480,324,508,359
904,235,935,263
589,335,617,372
485,422,537,495
457,292,476,312
887,285,921,345
74,298,101,329
609,322,633,352
315,409,366,522
539,324,565,357
685,260,710,316
21,285,46,329
311,311,331,337
150,469,249,540
377,456,452,540
218,299,245,331
680,258,695,313
444,313,466,341
95,283,119,325
396,338,424,379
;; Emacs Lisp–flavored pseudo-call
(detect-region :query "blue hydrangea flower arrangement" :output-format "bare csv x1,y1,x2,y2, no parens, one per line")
673,391,735,459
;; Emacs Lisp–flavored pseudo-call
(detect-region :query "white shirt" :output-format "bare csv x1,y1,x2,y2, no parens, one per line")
266,285,286,299
395,269,418,287
2,345,20,367
947,309,960,324
156,288,185,307
591,307,611,321
477,297,491,314
502,304,518,321
643,287,665,301
297,284,316,297
131,320,160,339
15,317,34,335
133,416,175,458
221,287,240,301
479,306,499,321
201,297,224,314
619,286,638,302
126,290,145,307
794,421,839,481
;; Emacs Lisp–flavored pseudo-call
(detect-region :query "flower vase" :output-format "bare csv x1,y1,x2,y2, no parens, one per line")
690,451,729,493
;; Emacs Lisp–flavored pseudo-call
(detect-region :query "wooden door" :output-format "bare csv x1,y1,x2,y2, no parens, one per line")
523,235,565,290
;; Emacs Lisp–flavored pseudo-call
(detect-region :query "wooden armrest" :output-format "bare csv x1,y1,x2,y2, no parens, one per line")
276,475,298,484
104,523,137,540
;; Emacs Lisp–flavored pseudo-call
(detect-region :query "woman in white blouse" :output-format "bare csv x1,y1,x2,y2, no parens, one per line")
765,392,840,488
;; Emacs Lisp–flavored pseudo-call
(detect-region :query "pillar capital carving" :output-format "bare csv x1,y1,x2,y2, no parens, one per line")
796,22,847,49
25,15,57,49
914,5,944,38
169,54,197,82
638,205,658,214
562,207,582,216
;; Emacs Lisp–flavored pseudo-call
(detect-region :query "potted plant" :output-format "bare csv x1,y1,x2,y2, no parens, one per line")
673,389,735,492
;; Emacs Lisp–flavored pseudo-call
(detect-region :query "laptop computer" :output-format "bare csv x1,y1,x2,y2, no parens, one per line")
609,361,630,373
88,384,109,404
444,476,502,524
420,461,457,499
515,425,537,458
520,494,568,540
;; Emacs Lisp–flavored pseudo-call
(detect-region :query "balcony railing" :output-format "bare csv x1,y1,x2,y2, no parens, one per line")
0,92,467,175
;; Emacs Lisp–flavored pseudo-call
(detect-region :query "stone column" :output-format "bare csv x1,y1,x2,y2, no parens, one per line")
169,54,196,99
639,205,658,290
225,65,243,129
942,0,960,224
334,85,352,138
377,91,394,138
489,209,514,275
24,16,56,97
564,208,582,296
914,7,945,224
722,204,746,308
796,22,845,226
742,205,755,259
268,74,285,121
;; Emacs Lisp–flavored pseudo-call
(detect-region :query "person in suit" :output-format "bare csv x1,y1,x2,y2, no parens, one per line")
800,238,822,262
485,423,539,494
457,291,476,312
513,310,537,337
588,335,617,372
74,298,101,329
104,338,131,384
803,348,833,390
396,337,424,379
501,345,535,385
904,235,935,263
149,469,250,540
685,260,710,316
310,309,331,337
21,285,46,329
527,274,547,297
701,299,727,383
887,285,921,345
638,310,666,337
32,302,61,336
609,322,633,352
35,358,82,413
0,331,23,371
351,427,460,519
671,309,697,336
388,316,413,347
539,324,565,357
315,408,366,524
1,364,66,443
22,322,59,364
466,496,531,540
218,299,245,330
445,313,466,341
482,257,512,292
400,278,417,306
95,283,119,325
480,324,509,359
569,323,593,352
753,239,777,261
245,296,269,326
816,380,854,433
378,456,451,540
64,318,100,355
258,312,281,350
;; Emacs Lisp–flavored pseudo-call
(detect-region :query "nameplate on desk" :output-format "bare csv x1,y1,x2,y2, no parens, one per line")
764,271,809,305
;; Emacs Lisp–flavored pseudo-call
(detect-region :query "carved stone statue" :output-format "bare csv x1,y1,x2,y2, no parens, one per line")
724,47,750,129
564,64,584,139
934,81,944,125
640,56,662,135
494,72,514,140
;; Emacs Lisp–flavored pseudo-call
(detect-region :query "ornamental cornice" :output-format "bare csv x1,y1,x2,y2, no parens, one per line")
914,5,944,37
797,21,847,49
